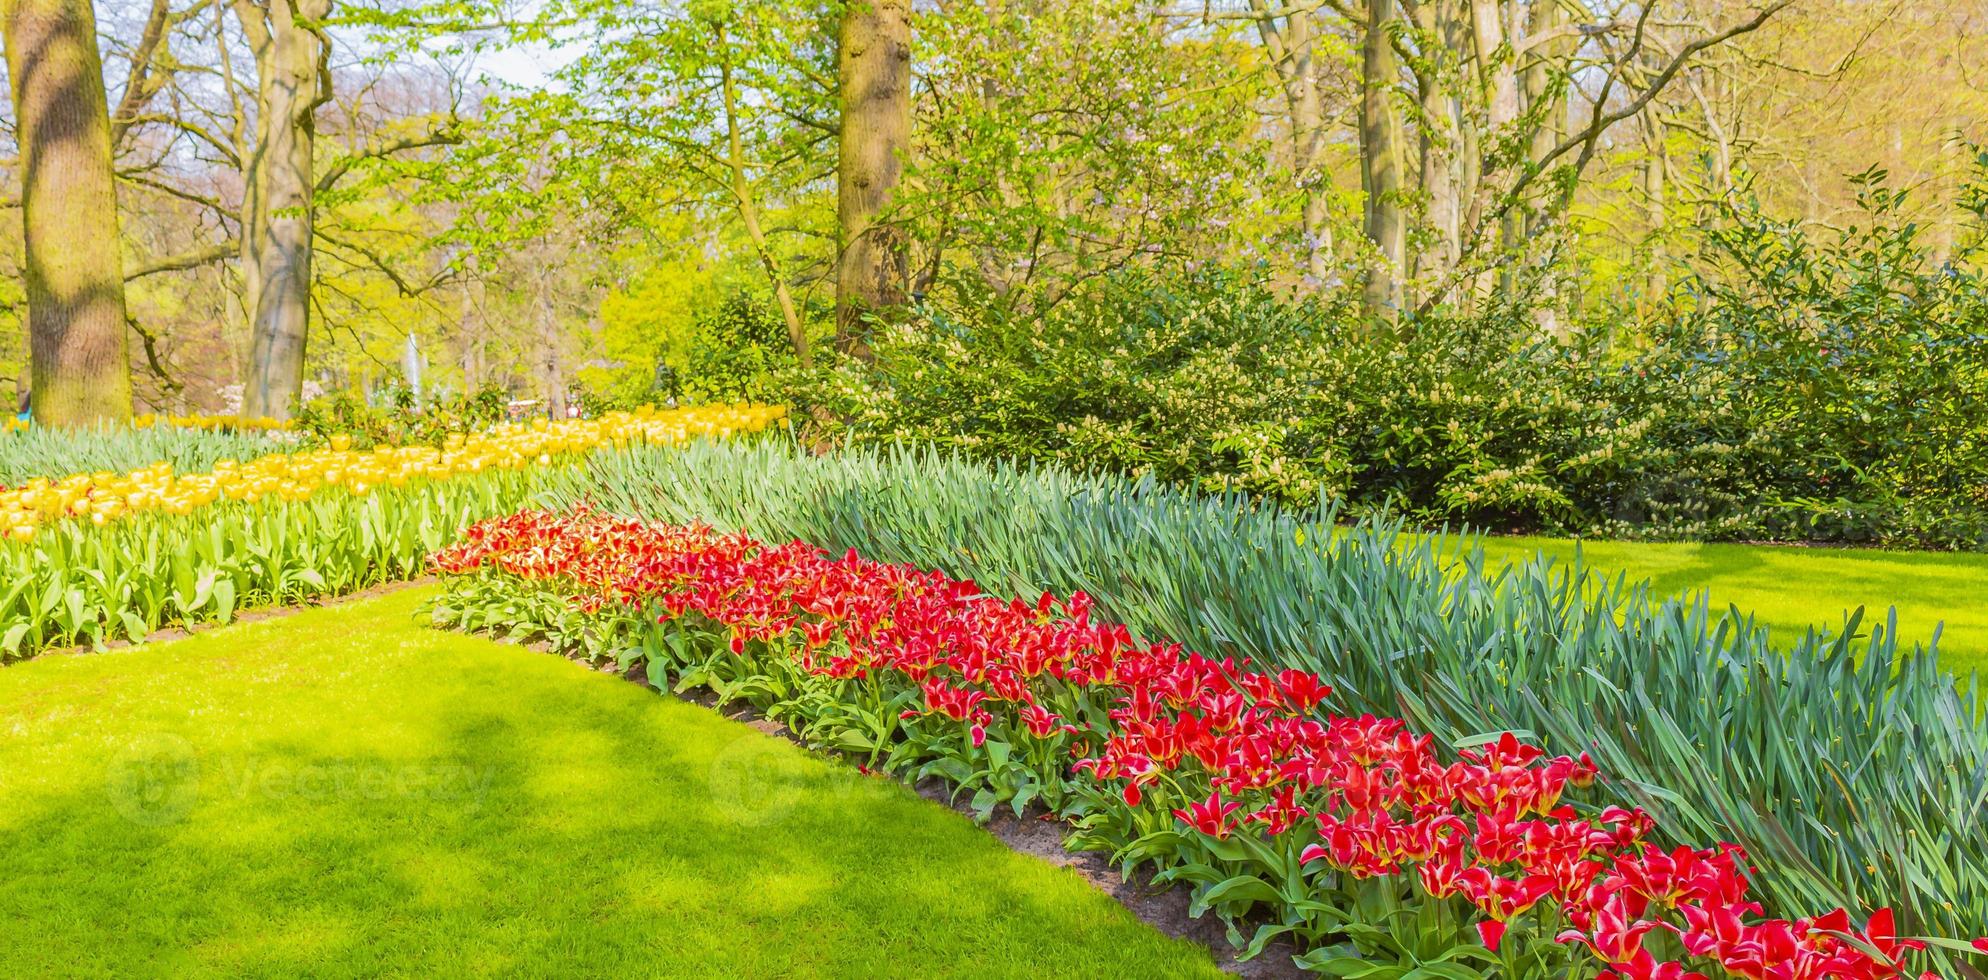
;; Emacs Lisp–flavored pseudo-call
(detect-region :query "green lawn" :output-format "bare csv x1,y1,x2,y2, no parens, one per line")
0,587,1220,978
1473,535,1988,680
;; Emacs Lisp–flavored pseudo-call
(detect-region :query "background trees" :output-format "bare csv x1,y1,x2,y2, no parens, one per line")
0,0,1981,419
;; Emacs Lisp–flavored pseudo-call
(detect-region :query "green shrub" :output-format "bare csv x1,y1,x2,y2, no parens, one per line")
795,268,1357,504
291,383,512,449
538,438,1988,963
791,166,1988,549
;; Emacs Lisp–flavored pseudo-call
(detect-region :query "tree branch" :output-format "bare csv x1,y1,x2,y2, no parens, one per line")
126,243,239,280
125,314,186,395
315,124,463,194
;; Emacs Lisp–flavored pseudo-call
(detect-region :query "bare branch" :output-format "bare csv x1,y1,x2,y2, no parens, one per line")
126,243,239,280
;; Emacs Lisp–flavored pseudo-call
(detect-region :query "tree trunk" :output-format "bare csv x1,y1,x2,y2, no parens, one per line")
1931,117,1964,269
1519,0,1565,240
1411,0,1459,300
2,0,134,427
532,250,564,418
715,20,811,370
235,0,330,421
1359,0,1408,323
835,0,912,361
1473,0,1522,290
458,255,485,391
1470,0,1518,130
1642,112,1668,306
1252,1,1333,284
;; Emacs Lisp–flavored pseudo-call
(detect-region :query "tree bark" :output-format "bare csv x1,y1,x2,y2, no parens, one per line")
1359,0,1408,323
1410,0,1459,300
458,253,485,391
235,0,331,420
2,0,134,426
532,243,564,418
835,0,911,361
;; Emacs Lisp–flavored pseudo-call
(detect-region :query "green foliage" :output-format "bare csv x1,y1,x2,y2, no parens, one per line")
795,268,1359,503
682,290,805,403
1621,166,1988,546
535,438,1988,966
795,165,1988,549
592,258,820,408
0,425,286,486
899,0,1280,295
290,383,512,449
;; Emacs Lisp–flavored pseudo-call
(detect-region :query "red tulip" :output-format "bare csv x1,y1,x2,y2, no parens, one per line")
1172,791,1241,839
1275,668,1332,712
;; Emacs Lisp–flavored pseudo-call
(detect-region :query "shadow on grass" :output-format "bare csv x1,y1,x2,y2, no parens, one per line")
0,599,1220,978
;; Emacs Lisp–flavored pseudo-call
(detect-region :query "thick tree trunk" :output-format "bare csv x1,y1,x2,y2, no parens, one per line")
235,0,329,420
1359,0,1408,323
1470,0,1518,131
835,0,911,361
2,0,134,427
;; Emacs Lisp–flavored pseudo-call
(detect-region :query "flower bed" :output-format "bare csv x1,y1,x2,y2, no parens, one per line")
526,440,1988,952
2,405,783,539
0,406,782,659
427,507,1988,978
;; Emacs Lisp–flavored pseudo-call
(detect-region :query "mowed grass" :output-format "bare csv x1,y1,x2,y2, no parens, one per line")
0,587,1221,979
1473,535,1988,680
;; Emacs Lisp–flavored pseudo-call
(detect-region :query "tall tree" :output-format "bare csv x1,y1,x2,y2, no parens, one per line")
2,0,134,425
233,0,333,420
1359,0,1408,321
835,0,911,360
1246,0,1341,283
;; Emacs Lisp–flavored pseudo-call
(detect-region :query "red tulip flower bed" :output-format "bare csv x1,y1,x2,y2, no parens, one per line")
428,508,1988,978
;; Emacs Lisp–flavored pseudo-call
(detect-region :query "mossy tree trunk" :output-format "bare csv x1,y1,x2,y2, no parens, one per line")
234,0,331,421
2,0,134,427
835,0,911,362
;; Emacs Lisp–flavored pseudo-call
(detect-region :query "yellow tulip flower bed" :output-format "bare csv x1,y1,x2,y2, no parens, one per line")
0,403,784,659
133,412,297,432
1,404,786,541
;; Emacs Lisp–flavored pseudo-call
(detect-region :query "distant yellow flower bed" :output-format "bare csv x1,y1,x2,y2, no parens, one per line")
1,404,784,540
133,413,296,432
